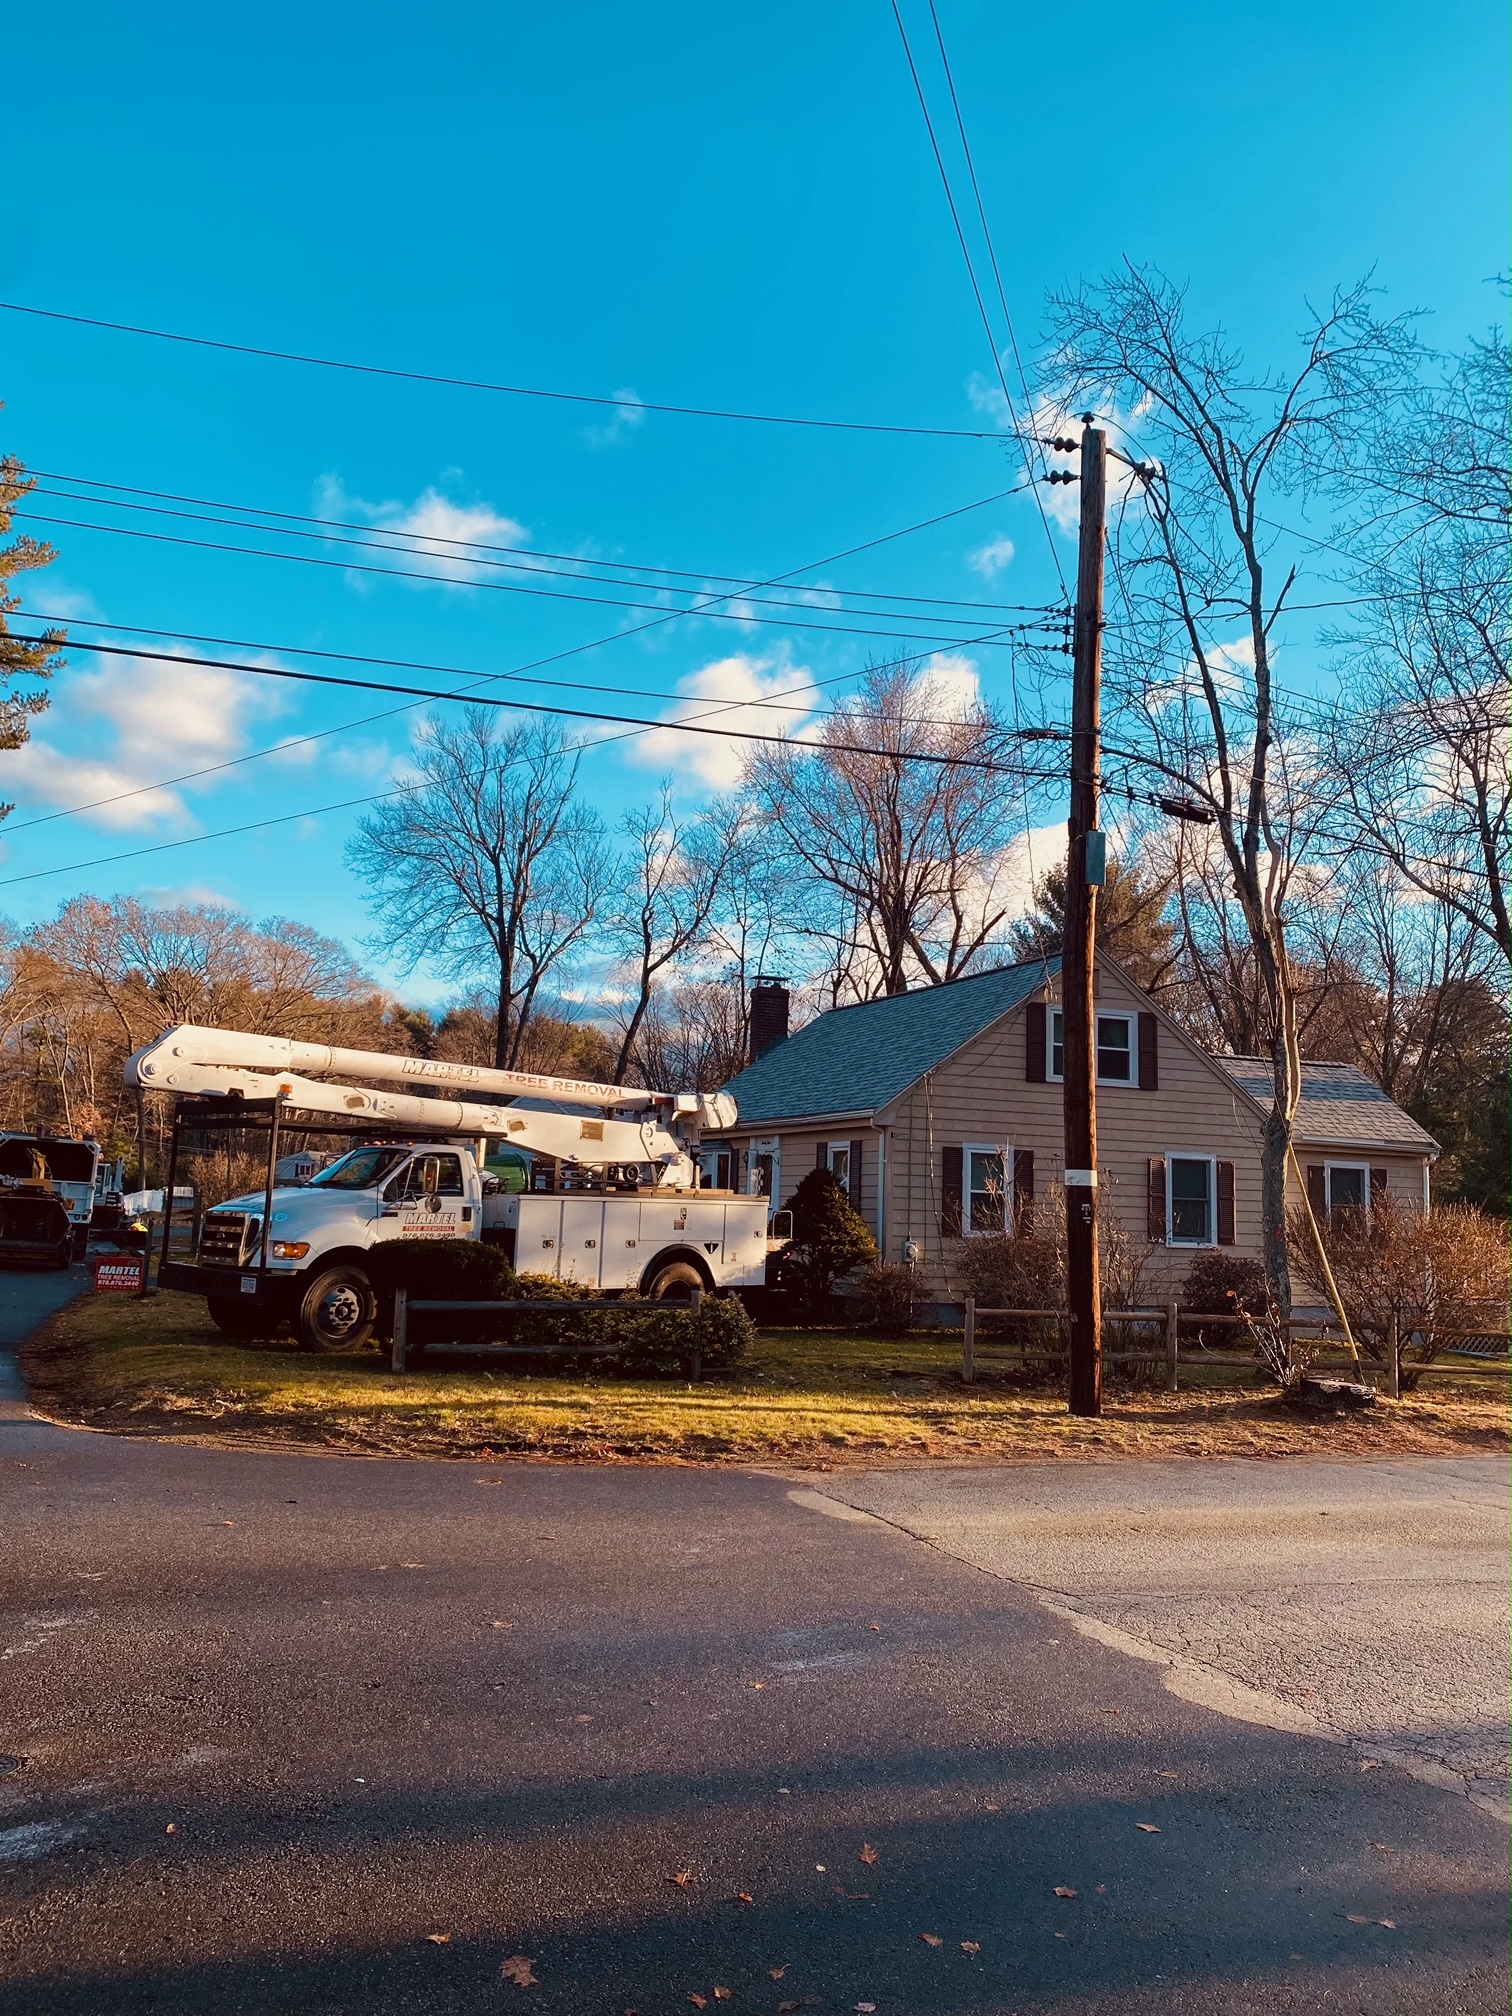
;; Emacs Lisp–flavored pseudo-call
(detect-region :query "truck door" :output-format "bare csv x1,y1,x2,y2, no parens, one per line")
557,1197,606,1287
373,1151,469,1242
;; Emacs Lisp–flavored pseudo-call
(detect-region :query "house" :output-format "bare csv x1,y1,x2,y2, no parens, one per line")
712,959,1438,1303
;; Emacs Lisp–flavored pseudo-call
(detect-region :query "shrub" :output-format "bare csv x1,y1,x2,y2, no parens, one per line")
609,1291,756,1373
1181,1252,1268,1349
960,1233,1064,1312
782,1168,877,1315
366,1237,518,1303
855,1262,920,1334
1288,1194,1510,1374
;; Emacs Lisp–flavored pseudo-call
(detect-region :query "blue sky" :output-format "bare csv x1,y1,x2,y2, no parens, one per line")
2,0,1506,1002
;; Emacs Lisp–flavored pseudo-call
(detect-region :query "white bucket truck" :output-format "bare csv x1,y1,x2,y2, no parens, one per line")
126,1025,767,1351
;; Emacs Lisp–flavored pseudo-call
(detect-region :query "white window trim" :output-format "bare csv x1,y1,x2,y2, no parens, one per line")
1324,1159,1372,1218
1049,1007,1139,1087
1165,1150,1217,1248
964,1140,1012,1238
826,1141,853,1194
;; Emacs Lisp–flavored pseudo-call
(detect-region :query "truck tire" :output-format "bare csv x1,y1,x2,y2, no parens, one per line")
208,1298,273,1340
642,1258,705,1302
294,1265,377,1353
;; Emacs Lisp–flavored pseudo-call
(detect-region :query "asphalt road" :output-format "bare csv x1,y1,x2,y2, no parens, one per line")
0,1288,1506,2014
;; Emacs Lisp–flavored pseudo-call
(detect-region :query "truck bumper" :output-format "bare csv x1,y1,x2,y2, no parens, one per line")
159,1260,290,1308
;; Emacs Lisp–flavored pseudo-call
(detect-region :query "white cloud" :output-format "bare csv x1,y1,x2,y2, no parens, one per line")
315,476,528,587
583,388,647,450
22,578,102,623
914,653,984,720
966,534,1015,580
965,376,1153,534
5,650,289,831
134,884,243,910
630,652,818,790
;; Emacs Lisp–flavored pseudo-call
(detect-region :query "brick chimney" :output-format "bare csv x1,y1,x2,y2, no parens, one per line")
748,977,790,1066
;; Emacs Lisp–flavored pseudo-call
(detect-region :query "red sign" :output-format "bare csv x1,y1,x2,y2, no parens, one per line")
93,1256,144,1293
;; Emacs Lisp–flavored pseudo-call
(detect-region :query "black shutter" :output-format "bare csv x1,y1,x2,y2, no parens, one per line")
1025,1000,1047,1082
942,1145,963,1238
1369,1167,1387,1208
1216,1161,1236,1245
849,1138,864,1204
1138,1012,1159,1090
816,1141,829,1172
1147,1156,1167,1242
1306,1164,1328,1217
1012,1148,1034,1235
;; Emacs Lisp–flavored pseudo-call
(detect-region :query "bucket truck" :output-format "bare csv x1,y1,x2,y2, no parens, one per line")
126,1025,763,1351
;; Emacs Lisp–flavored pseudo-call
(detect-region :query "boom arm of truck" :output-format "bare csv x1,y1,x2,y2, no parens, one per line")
125,1024,739,1187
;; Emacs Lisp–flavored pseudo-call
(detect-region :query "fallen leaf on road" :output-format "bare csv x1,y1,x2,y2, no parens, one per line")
1053,1887,1078,1899
219,1521,236,1527
1368,1840,1388,1850
858,1843,878,1865
869,1623,880,1631
779,2003,799,2013
1096,1885,1107,1895
574,1714,595,1724
714,1990,733,2001
769,1968,788,1980
1359,1760,1380,1772
1157,1770,1179,1780
984,1803,1001,1812
500,1955,537,1986
400,1562,425,1569
1379,1919,1398,1930
751,1682,767,1690
425,1932,452,1945
689,1996,707,2010
668,1868,695,1888
491,1620,514,1630
919,1932,943,1947
961,1940,980,1955
857,2003,877,2012
1104,1706,1121,1715
1345,1914,1371,1924
814,1864,826,1872
165,1823,176,1835
1135,1823,1161,1834
737,1892,755,1905
1054,1931,1068,1942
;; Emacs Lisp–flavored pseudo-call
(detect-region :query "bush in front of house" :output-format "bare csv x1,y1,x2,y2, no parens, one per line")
1180,1251,1268,1350
855,1262,920,1334
960,1233,1064,1313
781,1168,877,1316
1288,1193,1509,1379
608,1289,755,1373
366,1237,519,1305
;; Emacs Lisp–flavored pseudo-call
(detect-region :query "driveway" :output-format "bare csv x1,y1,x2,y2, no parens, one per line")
813,1456,1512,1821
0,1307,1506,2012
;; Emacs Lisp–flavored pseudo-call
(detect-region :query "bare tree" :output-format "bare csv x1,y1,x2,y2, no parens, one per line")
745,660,1019,999
347,710,611,1070
606,788,728,1083
1041,264,1412,1306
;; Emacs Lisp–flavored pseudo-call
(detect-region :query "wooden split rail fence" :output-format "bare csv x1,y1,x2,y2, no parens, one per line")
960,1301,1510,1399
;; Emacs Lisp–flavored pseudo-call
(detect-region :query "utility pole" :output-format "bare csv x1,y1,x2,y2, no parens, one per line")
1063,419,1107,1418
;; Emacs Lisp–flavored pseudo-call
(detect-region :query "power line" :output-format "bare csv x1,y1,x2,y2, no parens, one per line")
0,635,1060,889
0,298,1004,443
24,466,1054,616
21,505,1065,651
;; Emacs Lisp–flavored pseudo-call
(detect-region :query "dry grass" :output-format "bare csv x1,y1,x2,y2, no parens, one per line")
22,1287,1510,1467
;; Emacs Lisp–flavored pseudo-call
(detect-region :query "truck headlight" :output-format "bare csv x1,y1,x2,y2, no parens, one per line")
270,1241,310,1260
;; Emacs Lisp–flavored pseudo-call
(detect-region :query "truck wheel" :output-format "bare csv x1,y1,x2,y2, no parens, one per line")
209,1298,272,1340
643,1259,705,1302
295,1265,377,1353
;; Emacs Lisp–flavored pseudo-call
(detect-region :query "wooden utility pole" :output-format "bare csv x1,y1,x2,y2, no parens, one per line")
1063,420,1107,1418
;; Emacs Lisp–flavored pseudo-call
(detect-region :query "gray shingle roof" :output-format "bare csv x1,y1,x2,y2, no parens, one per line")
721,958,1058,1127
1215,1058,1439,1153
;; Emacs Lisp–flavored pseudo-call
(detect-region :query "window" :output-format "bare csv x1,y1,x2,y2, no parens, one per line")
826,1142,852,1194
385,1152,465,1203
1168,1155,1215,1245
965,1144,1008,1234
311,1146,409,1191
1326,1163,1368,1217
1049,1009,1137,1085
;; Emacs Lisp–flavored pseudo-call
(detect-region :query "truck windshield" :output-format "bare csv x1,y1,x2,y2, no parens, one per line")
309,1147,409,1191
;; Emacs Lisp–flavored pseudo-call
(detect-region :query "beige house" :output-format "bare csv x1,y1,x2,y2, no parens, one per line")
715,958,1437,1304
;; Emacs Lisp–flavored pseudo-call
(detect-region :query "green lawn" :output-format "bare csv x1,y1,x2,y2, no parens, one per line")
22,1286,1509,1466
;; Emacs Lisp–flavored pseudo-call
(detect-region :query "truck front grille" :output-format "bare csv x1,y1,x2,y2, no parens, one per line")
199,1212,260,1267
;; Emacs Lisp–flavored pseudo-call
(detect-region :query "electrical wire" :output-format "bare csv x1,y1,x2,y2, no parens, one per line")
22,466,1056,616
0,298,1005,443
